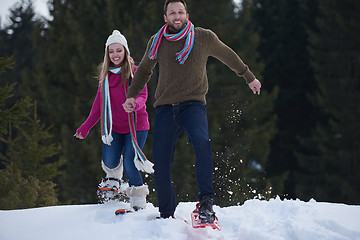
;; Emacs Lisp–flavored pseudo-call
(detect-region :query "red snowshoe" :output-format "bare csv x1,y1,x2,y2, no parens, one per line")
115,206,143,216
191,202,221,230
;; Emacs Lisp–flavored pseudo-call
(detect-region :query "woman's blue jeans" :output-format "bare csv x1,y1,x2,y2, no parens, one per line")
153,101,215,217
102,130,148,187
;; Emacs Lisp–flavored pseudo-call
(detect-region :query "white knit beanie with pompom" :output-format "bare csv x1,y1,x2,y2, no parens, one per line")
105,30,130,56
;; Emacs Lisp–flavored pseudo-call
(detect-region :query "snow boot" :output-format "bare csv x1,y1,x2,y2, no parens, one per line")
198,196,217,224
125,184,149,210
191,196,221,230
97,159,128,203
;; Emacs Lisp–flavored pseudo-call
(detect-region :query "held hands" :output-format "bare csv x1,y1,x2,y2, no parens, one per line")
123,98,136,112
248,79,261,95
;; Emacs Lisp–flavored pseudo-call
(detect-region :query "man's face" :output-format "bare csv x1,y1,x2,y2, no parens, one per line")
164,2,189,31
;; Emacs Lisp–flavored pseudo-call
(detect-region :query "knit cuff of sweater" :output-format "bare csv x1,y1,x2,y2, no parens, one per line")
243,70,256,84
134,102,146,112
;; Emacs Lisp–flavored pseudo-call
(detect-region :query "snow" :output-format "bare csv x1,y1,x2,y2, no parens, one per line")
0,197,359,240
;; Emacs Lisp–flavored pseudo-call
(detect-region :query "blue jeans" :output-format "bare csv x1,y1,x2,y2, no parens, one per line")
102,130,148,187
153,101,215,217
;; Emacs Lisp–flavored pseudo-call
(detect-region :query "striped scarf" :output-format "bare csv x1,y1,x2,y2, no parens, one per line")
100,67,122,145
148,20,194,64
124,79,154,173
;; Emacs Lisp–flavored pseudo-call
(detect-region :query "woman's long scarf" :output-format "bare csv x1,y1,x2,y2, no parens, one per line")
148,20,194,64
101,67,121,145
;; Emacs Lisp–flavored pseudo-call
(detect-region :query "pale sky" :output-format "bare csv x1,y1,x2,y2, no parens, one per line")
0,0,50,27
0,0,242,28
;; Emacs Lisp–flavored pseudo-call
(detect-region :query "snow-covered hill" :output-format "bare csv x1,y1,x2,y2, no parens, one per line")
0,198,359,240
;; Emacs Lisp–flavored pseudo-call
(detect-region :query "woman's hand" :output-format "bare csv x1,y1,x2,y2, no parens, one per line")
74,132,84,139
123,98,136,112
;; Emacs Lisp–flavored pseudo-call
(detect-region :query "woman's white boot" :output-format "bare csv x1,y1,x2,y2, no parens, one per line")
126,184,149,210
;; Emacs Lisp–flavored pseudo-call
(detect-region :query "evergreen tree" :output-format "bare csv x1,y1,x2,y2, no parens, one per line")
32,0,110,203
0,0,38,92
0,165,57,210
0,57,59,209
0,57,31,168
251,0,319,199
3,101,63,182
210,0,277,205
296,0,360,204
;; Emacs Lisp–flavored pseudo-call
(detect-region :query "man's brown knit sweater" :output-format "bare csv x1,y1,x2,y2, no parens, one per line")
128,27,256,107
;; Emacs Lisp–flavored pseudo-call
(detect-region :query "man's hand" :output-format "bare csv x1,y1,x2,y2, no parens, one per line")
123,98,136,112
248,79,261,95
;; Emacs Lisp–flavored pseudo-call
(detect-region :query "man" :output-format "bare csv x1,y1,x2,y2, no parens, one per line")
123,0,261,221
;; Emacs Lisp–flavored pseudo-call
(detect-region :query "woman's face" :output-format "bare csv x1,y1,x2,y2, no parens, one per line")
108,43,125,67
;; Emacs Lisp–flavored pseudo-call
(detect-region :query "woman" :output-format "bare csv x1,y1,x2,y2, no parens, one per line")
74,30,150,210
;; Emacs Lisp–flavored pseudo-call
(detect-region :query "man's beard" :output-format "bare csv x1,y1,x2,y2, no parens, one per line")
167,20,187,33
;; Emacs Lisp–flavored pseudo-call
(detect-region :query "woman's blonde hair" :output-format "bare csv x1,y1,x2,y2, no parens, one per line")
98,45,134,85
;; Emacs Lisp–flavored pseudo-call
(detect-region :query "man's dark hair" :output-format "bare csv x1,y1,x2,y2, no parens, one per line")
164,0,187,15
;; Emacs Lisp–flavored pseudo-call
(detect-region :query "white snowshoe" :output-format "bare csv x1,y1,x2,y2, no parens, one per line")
97,177,129,203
